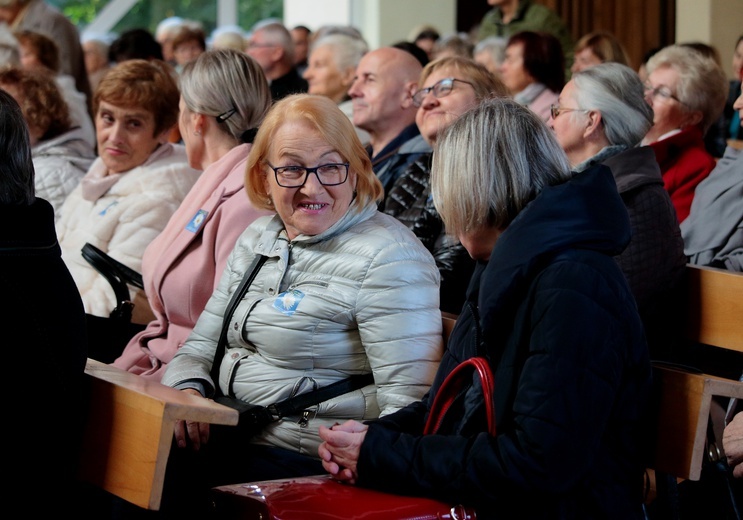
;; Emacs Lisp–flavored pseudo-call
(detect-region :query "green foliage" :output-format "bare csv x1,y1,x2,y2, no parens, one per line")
49,0,282,36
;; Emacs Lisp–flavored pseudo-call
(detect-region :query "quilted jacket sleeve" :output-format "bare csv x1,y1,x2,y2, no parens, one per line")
355,236,443,416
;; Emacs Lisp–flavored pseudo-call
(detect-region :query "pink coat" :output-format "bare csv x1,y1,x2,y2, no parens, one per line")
113,144,272,380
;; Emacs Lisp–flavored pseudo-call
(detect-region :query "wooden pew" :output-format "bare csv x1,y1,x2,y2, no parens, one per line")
78,359,238,510
646,265,743,511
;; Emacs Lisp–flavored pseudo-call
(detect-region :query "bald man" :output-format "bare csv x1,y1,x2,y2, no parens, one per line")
349,46,431,196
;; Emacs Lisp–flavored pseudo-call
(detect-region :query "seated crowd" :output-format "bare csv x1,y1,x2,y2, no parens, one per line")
1,4,741,518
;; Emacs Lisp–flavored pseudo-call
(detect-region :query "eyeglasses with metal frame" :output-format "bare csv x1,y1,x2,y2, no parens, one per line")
643,82,685,105
550,104,589,120
267,162,350,188
412,77,475,108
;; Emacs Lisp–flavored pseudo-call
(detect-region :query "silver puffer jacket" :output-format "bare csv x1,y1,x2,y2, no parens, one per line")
163,201,443,456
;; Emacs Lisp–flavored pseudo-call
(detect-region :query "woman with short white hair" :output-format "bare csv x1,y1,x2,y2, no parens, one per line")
303,32,370,144
641,44,728,222
550,62,686,357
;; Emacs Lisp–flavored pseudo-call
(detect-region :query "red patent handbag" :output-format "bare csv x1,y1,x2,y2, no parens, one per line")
211,357,495,519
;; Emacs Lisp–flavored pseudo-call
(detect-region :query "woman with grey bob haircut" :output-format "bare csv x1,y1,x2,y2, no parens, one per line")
179,48,271,144
551,62,686,359
431,97,571,237
318,97,652,519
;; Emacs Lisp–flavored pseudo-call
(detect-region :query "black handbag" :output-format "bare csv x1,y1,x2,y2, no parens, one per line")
210,254,373,437
81,243,146,363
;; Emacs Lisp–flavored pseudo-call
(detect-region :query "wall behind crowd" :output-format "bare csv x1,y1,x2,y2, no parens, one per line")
456,0,682,74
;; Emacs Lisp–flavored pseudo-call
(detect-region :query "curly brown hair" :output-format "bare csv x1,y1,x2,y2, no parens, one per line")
13,29,59,72
0,66,71,141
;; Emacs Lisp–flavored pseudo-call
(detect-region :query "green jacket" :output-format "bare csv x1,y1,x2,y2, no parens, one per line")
477,0,574,74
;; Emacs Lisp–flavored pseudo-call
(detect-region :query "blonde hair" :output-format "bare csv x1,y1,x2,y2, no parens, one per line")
419,56,509,100
245,94,383,210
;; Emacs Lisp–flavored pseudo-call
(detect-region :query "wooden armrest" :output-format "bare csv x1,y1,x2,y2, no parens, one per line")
649,363,743,481
79,359,238,510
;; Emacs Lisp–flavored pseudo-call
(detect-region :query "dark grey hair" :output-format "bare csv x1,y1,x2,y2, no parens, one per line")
571,62,653,147
432,98,572,236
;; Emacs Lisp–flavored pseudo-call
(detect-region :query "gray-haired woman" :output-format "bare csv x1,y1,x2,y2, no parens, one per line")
641,44,728,222
303,32,370,144
550,61,687,358
319,97,652,519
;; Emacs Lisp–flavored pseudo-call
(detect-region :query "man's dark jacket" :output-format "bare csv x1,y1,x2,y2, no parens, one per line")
383,152,474,314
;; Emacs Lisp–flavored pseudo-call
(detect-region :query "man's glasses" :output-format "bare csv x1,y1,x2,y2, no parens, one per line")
267,163,350,188
550,104,589,120
643,83,685,105
412,78,474,108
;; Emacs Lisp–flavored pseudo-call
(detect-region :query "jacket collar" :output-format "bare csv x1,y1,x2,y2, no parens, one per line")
254,199,378,255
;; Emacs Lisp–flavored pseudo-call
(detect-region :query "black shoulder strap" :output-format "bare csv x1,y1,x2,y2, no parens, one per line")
268,373,375,419
210,254,268,390
210,253,374,413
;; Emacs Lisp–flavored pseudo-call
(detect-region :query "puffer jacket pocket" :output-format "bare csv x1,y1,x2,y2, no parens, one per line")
219,347,251,397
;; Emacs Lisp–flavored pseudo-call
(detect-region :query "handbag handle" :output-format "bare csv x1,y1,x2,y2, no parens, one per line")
424,357,496,436
81,243,144,320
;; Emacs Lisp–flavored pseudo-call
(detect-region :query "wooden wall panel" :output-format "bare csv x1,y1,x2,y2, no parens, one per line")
458,0,676,72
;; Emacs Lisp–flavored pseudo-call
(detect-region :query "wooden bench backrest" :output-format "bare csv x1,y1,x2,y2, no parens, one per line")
649,265,743,481
79,359,237,510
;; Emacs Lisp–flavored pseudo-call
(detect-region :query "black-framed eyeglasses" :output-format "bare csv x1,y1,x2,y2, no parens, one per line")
412,77,474,108
550,104,589,120
267,162,350,188
643,82,685,105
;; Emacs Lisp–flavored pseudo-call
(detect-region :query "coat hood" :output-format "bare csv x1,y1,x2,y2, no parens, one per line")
480,164,631,315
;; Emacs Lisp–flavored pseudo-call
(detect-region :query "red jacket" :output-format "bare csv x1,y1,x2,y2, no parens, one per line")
650,126,716,222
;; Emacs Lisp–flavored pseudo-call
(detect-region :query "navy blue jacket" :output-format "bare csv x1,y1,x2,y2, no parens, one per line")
358,165,652,519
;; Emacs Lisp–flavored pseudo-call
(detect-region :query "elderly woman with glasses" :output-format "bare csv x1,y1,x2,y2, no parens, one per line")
550,62,686,358
383,56,508,314
158,94,442,516
641,44,728,222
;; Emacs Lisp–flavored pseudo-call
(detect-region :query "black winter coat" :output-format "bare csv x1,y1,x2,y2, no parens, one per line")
359,166,652,519
1,198,88,513
383,153,475,314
